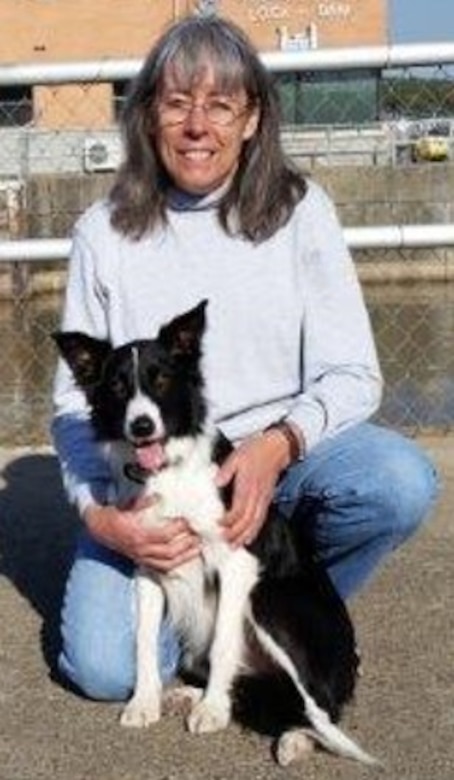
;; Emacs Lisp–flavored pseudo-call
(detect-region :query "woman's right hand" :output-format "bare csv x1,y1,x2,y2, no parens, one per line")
83,499,201,572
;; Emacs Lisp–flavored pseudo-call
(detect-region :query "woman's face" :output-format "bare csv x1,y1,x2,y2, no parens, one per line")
153,64,260,195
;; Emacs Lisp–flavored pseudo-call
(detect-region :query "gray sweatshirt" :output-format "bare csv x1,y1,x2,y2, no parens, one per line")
52,180,382,512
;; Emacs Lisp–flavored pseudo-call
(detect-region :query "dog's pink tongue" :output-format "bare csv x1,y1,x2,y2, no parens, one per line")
135,442,166,472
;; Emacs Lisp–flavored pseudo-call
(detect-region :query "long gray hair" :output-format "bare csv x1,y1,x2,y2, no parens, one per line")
109,15,307,242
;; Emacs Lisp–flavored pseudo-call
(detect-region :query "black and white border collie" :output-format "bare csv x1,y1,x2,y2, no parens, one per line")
54,301,376,767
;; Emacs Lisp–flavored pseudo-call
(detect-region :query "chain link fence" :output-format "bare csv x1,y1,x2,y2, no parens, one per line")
1,250,452,447
0,46,453,444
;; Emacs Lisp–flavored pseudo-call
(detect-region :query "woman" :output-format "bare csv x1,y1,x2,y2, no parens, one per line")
52,15,439,700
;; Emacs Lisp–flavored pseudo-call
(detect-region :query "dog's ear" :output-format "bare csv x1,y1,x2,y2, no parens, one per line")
52,331,111,388
158,300,207,358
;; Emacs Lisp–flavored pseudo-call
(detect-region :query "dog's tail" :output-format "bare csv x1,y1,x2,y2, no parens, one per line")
250,620,379,766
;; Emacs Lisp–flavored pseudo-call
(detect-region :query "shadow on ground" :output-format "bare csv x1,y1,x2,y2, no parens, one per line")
0,452,80,673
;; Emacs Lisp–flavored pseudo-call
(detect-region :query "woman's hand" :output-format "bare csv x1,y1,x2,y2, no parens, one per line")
83,498,201,572
216,429,293,548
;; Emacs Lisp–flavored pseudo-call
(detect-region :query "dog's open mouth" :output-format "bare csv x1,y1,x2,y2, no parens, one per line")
124,438,167,484
134,439,167,473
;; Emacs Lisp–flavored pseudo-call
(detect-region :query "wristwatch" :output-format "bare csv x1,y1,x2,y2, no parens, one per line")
264,420,303,462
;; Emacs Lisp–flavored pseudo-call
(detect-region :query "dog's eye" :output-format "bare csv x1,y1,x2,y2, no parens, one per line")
110,376,128,399
154,372,171,396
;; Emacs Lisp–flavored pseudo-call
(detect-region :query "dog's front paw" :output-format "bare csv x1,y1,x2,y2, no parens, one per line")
186,695,231,734
276,728,315,766
120,694,161,728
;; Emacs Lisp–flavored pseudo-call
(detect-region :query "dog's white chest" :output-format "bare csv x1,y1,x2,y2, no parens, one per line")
141,436,224,539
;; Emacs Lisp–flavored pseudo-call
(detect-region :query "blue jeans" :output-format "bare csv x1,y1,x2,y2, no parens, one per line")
58,423,439,701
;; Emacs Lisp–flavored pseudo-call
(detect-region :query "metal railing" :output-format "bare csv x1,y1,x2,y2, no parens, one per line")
1,224,454,263
1,41,453,84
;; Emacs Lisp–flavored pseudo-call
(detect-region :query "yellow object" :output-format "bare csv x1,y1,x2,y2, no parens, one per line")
412,136,450,162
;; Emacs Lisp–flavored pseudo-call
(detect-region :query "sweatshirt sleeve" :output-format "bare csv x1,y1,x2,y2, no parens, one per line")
51,217,112,513
285,184,383,452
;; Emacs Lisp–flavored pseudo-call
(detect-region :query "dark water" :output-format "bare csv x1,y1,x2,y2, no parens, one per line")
0,282,453,445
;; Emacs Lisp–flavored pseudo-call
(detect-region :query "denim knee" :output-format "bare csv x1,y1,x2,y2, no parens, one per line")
59,615,181,701
279,425,440,599
59,625,134,701
370,436,440,546
279,424,440,552
58,533,182,701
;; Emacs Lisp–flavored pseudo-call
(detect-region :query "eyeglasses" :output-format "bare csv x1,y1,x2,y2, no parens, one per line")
157,96,251,127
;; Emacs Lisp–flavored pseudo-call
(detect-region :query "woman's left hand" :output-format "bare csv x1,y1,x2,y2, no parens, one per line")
216,429,292,548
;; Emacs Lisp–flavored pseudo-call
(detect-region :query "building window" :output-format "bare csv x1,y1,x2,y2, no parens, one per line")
0,86,33,127
275,69,380,126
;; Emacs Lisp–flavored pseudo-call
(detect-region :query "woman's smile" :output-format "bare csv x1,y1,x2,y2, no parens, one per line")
155,66,259,195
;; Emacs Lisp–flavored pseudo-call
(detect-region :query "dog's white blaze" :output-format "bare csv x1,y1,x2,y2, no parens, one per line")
250,620,378,766
124,347,165,439
132,345,140,393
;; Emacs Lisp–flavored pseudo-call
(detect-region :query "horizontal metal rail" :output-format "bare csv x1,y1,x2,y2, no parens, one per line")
0,238,70,262
1,224,454,262
1,41,454,86
344,224,454,249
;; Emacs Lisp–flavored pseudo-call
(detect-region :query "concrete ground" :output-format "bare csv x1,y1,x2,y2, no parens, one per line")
0,436,453,780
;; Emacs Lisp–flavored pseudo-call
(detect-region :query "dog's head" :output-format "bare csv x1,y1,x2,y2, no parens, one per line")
53,300,208,472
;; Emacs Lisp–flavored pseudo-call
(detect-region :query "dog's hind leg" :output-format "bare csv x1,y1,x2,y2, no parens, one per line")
187,549,259,735
249,617,377,765
120,571,165,728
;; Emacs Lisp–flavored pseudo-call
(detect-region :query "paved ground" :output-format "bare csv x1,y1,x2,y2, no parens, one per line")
0,435,453,780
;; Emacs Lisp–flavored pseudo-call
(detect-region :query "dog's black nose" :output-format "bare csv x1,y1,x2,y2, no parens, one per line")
130,415,155,439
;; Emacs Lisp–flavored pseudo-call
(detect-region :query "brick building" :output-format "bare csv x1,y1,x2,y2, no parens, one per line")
0,0,387,129
0,1,386,62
